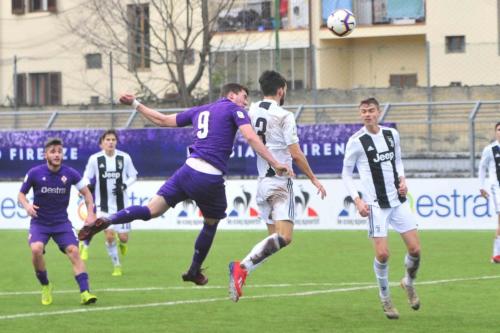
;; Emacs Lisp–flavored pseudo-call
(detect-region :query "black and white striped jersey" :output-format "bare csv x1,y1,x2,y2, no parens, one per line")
248,99,299,178
342,126,406,208
83,149,138,214
479,141,500,188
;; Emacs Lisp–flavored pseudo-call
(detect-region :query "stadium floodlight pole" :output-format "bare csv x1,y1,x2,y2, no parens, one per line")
274,0,281,72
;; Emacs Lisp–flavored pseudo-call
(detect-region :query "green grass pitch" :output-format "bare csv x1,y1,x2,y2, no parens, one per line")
1,230,499,333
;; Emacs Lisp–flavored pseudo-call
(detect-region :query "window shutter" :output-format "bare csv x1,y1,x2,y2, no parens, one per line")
12,0,25,15
49,72,61,105
16,73,27,106
48,0,57,13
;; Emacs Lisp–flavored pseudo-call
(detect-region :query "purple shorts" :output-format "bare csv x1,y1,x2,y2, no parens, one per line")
157,164,227,219
29,221,78,253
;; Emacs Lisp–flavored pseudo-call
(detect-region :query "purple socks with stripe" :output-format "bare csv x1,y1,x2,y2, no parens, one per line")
110,205,151,225
188,223,218,275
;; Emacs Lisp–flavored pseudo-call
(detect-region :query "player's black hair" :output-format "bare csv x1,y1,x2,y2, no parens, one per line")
359,97,380,108
495,122,500,130
220,83,249,97
99,129,119,144
44,138,63,150
259,70,287,96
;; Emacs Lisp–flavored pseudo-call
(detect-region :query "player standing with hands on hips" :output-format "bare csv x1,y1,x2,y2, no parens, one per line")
341,98,421,319
78,84,294,285
478,122,500,263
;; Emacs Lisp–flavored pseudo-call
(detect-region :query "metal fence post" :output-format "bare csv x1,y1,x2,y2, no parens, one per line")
469,101,482,177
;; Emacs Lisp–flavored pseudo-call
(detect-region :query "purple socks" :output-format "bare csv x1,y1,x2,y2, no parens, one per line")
188,223,218,275
110,205,152,225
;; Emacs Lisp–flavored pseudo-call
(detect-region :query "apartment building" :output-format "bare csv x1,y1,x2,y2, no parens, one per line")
1,0,499,106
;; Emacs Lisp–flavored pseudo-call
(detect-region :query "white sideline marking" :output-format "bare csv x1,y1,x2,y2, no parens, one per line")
1,274,499,320
0,282,374,296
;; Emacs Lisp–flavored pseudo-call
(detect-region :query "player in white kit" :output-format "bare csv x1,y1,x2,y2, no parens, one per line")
80,129,138,276
341,98,421,319
228,70,326,302
478,122,500,263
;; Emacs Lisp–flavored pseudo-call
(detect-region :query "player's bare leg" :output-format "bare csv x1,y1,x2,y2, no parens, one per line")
229,220,292,302
372,237,399,319
105,229,122,276
400,229,421,310
31,242,52,305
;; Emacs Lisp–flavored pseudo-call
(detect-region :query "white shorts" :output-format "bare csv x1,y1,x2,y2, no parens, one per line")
256,177,294,225
367,201,417,238
491,185,500,214
97,211,132,234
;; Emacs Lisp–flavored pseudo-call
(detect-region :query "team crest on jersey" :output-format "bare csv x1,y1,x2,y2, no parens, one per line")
61,175,67,184
387,137,395,148
117,160,123,169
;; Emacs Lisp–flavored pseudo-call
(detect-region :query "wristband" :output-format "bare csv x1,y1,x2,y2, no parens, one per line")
132,99,141,109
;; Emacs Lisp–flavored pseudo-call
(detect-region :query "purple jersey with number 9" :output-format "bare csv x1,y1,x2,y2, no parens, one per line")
175,98,250,174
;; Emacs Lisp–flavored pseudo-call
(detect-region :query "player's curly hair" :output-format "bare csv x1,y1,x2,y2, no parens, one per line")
259,70,287,96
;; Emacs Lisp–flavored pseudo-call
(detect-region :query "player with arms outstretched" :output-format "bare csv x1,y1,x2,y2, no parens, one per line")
78,83,294,285
228,70,326,302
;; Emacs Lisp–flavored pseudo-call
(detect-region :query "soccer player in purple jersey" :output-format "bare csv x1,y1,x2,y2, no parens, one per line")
79,83,294,285
18,138,98,305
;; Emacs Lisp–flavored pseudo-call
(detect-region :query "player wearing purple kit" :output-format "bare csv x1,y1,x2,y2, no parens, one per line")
78,83,294,285
18,138,98,305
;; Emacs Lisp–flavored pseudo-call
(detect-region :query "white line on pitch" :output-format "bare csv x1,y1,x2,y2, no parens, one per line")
0,282,375,296
1,274,499,321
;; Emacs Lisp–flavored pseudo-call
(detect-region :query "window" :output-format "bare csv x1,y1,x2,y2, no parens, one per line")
85,53,102,69
15,74,27,106
28,0,57,13
212,47,309,91
446,36,465,53
176,49,195,65
21,72,62,106
389,74,417,88
127,4,150,70
12,0,25,15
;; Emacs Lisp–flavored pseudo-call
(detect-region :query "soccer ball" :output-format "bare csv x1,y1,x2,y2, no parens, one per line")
327,9,356,37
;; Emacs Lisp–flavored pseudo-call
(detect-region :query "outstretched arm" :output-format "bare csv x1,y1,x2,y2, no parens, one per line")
288,143,326,199
120,93,177,127
239,124,295,177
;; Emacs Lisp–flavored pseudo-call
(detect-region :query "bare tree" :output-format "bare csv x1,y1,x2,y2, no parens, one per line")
66,0,234,107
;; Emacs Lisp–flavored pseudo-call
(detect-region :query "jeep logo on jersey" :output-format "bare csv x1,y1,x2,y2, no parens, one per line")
102,171,121,179
373,151,394,163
